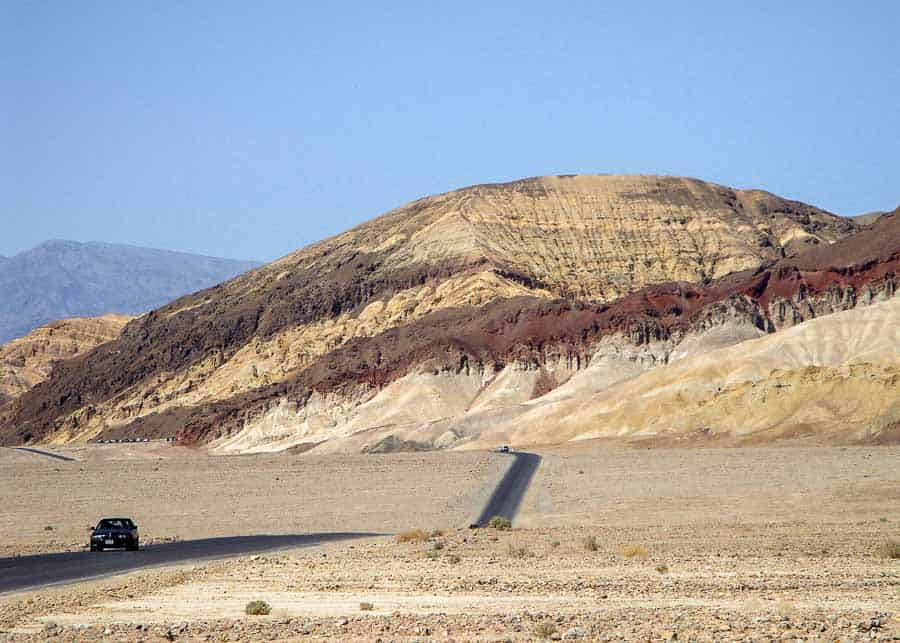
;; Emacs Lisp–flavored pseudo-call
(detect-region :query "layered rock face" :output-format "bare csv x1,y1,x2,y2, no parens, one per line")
0,316,131,408
1,175,888,450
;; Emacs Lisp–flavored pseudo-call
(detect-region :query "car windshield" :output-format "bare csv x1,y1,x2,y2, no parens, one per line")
97,519,133,530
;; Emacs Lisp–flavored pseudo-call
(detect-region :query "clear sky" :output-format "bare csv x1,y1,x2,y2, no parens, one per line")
2,1,898,262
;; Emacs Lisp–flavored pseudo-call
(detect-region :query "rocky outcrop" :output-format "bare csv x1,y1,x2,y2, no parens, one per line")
0,315,131,408
0,176,878,448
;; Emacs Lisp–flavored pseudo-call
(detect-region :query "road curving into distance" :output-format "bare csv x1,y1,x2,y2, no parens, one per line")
1,450,542,594
474,451,541,527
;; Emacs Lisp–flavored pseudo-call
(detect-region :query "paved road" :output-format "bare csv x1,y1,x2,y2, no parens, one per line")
2,450,541,593
474,451,541,527
0,532,376,595
12,447,77,462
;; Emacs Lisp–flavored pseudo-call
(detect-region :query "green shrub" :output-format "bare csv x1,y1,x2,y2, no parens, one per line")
489,516,512,530
245,600,271,616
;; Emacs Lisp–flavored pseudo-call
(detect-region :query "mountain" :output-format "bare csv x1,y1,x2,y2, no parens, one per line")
207,207,899,454
0,315,131,408
0,175,875,448
851,211,887,226
0,240,259,343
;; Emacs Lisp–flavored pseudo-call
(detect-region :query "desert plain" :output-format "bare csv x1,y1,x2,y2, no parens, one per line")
1,442,898,641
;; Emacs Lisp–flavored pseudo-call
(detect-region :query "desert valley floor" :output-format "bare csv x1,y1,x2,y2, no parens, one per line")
1,443,898,641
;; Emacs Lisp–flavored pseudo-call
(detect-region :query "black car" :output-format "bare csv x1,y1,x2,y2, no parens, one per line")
90,517,139,551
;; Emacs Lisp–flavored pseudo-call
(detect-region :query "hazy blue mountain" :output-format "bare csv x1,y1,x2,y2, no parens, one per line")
0,240,260,343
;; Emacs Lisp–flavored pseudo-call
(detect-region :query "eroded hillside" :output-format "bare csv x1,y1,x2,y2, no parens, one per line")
0,315,131,408
0,175,869,447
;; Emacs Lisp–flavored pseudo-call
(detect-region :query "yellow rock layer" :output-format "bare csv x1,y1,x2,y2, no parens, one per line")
0,315,131,404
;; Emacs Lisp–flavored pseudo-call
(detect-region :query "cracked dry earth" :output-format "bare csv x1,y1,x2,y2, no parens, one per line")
2,524,899,641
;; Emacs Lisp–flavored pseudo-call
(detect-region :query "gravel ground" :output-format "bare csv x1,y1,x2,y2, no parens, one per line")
1,445,899,640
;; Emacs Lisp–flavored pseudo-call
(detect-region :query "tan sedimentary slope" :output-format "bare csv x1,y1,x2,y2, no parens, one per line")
0,315,131,407
1,175,856,446
213,296,899,454
206,210,899,454
444,296,900,449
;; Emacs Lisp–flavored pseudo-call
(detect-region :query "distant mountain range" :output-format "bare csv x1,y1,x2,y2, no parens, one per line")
0,240,259,343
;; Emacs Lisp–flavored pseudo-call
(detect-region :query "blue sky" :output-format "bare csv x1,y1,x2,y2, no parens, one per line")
2,1,898,261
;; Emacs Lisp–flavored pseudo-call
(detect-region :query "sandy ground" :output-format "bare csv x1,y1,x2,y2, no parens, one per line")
0,444,505,557
519,443,900,527
1,445,899,641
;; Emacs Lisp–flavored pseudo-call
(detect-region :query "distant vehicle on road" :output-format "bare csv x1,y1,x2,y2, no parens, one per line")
495,445,510,453
90,517,139,551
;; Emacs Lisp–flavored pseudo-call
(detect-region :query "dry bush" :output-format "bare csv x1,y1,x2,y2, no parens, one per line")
534,621,557,639
508,542,531,559
431,541,445,551
655,563,669,574
431,529,445,537
489,516,512,530
359,601,374,611
395,529,429,544
619,544,649,559
245,600,271,616
582,535,599,551
875,540,900,559
446,554,461,564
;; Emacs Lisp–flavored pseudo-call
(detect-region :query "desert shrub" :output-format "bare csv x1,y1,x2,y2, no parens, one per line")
359,601,374,611
446,554,461,564
395,529,429,544
550,540,561,548
619,544,649,559
875,539,900,559
43,525,53,531
431,529,445,537
423,549,440,560
245,600,271,616
489,516,512,530
534,621,557,638
431,541,445,551
582,535,599,552
655,563,669,574
507,542,530,559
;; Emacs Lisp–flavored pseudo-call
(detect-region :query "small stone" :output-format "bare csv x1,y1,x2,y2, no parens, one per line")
563,626,588,639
